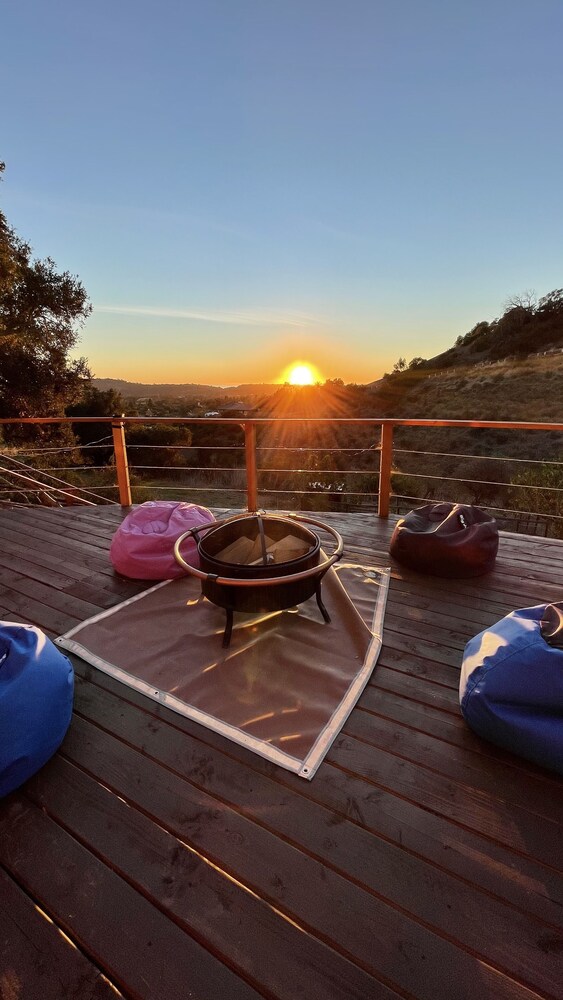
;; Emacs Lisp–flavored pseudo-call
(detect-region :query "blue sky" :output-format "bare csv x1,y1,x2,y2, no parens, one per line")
2,0,562,384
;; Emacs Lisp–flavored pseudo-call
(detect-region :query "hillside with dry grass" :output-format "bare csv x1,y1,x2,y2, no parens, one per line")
385,353,563,423
372,286,562,412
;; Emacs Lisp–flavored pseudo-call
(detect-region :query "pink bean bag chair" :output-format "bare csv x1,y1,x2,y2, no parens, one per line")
110,501,215,580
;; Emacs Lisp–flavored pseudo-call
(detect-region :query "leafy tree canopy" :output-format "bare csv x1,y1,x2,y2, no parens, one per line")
66,386,124,464
0,163,92,442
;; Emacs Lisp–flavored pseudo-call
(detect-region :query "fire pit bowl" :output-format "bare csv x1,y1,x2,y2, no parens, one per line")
174,512,343,646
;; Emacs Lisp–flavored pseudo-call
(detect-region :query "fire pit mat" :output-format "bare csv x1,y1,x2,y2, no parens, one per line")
56,561,389,780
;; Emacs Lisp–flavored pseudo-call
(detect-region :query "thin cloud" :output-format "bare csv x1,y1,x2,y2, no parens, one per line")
304,217,362,241
95,305,321,327
8,192,255,240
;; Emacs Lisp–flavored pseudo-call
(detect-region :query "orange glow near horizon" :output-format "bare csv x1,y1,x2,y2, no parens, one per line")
281,361,322,386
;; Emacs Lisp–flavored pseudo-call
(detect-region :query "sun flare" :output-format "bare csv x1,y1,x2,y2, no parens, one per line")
282,362,322,386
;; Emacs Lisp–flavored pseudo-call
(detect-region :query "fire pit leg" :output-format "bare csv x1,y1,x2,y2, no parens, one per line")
315,581,331,623
222,608,234,648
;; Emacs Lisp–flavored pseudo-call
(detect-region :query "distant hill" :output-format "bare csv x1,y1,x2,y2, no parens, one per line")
92,378,279,399
364,286,563,423
372,287,563,381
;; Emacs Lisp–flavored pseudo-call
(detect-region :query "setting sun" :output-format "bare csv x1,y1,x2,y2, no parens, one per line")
289,364,315,385
282,362,322,386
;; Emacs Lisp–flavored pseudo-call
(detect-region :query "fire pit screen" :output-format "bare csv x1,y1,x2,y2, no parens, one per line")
174,512,344,646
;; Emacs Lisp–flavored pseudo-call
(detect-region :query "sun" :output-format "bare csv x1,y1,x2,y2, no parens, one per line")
283,362,321,386
289,364,315,385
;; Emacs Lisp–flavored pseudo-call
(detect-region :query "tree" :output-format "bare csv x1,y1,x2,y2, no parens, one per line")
66,386,124,464
503,290,536,312
126,424,193,473
456,320,490,350
392,357,407,373
460,458,510,507
506,463,563,538
537,289,563,316
0,163,92,445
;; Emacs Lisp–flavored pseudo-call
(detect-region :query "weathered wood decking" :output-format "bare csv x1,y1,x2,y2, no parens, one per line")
0,504,562,1000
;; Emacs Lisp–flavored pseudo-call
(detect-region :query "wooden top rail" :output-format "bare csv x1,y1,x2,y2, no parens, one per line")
2,416,563,431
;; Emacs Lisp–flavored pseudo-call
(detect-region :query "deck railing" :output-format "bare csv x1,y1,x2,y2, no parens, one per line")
1,415,563,535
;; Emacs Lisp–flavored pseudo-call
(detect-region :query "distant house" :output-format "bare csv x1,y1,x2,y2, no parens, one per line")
204,410,220,417
218,401,253,417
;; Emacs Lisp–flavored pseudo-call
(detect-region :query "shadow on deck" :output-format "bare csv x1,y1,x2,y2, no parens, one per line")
0,504,562,1000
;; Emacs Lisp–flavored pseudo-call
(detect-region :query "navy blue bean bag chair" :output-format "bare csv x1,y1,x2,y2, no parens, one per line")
0,623,74,797
460,604,563,775
390,502,498,578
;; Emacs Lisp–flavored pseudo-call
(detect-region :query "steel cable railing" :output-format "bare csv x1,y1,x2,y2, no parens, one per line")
3,436,119,504
0,451,119,506
395,447,563,467
0,415,562,536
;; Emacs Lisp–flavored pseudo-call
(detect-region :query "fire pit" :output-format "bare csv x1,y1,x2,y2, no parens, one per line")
174,512,343,646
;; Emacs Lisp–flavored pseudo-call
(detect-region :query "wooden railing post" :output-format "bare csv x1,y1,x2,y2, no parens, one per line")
378,423,393,517
243,422,258,511
112,416,132,507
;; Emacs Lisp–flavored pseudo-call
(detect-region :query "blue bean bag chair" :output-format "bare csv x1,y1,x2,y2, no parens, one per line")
0,623,74,797
460,604,563,774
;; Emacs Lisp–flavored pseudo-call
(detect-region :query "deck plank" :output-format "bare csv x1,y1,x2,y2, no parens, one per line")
56,713,560,1000
0,564,102,620
0,866,120,1000
0,523,97,581
0,505,562,1000
24,756,402,1000
345,709,563,823
0,797,264,1000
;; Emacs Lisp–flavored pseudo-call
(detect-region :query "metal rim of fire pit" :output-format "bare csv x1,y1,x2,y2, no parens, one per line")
173,512,343,587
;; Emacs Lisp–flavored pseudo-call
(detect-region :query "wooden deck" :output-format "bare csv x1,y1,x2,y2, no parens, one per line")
0,504,562,1000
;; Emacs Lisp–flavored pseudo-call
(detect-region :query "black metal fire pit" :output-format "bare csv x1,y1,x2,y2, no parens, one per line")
174,512,343,647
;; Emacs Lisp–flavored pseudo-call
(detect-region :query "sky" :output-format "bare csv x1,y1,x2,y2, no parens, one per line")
2,0,562,386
